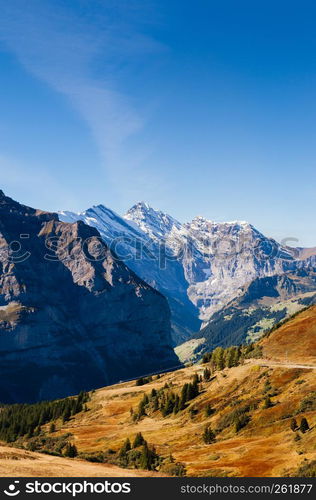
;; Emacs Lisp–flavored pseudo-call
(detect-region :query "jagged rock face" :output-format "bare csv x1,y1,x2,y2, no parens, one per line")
175,269,316,363
60,202,314,344
0,192,178,403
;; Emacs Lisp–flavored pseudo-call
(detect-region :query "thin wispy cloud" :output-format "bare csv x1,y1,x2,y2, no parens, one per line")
0,0,168,205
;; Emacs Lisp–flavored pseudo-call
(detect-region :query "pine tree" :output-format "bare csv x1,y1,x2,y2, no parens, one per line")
64,443,78,458
162,394,175,417
49,423,56,433
224,347,236,368
136,377,145,386
118,438,131,466
62,407,71,423
173,395,180,414
121,438,132,453
140,442,151,470
202,425,216,444
133,433,145,448
180,383,189,409
138,397,147,417
212,347,225,370
204,403,213,417
203,367,211,381
290,418,298,432
300,417,309,433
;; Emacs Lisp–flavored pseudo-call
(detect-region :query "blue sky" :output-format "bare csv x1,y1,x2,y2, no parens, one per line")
0,0,316,246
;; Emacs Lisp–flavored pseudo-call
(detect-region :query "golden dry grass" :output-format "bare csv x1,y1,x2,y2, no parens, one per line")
0,446,165,477
39,361,315,478
261,305,316,364
0,306,315,477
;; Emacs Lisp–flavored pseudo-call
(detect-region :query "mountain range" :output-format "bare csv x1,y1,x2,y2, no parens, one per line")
1,190,316,404
60,201,316,346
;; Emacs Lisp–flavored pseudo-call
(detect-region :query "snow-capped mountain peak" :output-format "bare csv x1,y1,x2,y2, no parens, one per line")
125,202,182,242
59,201,314,345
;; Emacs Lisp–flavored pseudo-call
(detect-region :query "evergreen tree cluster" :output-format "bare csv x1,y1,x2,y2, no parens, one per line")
202,346,242,369
118,433,186,475
0,391,89,443
118,432,160,471
135,376,153,386
63,442,78,458
202,344,263,369
132,375,200,421
291,417,310,433
26,432,73,455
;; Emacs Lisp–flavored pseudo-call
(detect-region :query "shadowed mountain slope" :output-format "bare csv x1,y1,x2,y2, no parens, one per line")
0,191,178,403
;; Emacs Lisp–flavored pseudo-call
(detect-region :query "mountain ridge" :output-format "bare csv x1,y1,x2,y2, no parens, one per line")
59,201,316,345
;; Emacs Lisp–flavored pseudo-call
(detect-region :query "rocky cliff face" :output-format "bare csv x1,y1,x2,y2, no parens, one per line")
0,191,178,403
60,202,315,344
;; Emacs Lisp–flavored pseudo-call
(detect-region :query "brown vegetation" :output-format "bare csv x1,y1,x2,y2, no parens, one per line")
0,306,315,477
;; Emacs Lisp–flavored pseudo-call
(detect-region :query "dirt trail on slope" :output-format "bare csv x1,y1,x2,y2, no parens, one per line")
250,359,316,370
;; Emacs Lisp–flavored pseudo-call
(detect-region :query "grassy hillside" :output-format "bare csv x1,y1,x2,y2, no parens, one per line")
261,305,316,364
0,306,315,477
0,446,166,477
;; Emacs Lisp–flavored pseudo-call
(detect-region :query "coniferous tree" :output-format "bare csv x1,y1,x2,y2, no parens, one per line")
173,395,180,414
140,442,151,470
290,418,298,432
202,425,216,444
153,396,159,411
212,347,225,370
62,407,71,423
180,384,189,409
204,403,213,417
203,367,211,381
300,417,309,433
133,433,145,448
162,395,175,417
119,438,132,466
64,443,78,458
